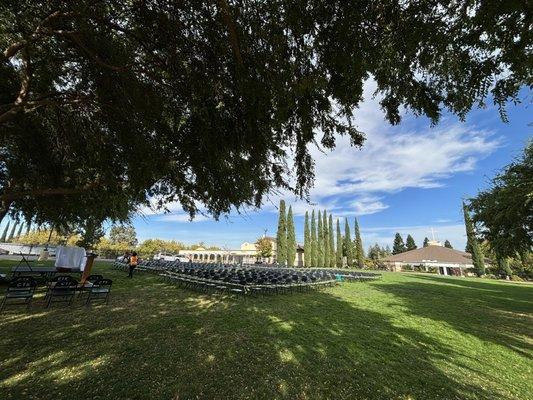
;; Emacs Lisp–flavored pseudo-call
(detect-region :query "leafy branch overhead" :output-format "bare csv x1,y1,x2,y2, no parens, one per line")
1,1,530,227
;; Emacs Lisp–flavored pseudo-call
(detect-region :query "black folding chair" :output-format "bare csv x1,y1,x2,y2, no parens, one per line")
0,276,37,311
85,278,112,306
46,277,78,308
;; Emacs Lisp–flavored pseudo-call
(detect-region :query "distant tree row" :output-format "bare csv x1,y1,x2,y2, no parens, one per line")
391,233,453,254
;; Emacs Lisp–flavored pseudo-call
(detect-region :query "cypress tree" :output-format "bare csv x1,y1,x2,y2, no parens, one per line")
7,221,18,242
336,219,343,267
328,214,335,267
0,221,10,242
317,210,324,267
310,210,317,267
444,240,453,249
25,221,31,235
286,206,296,267
323,210,330,268
16,222,24,239
344,218,353,267
304,211,310,267
406,234,417,250
423,237,429,247
354,217,365,268
463,202,485,276
276,200,287,265
392,233,406,254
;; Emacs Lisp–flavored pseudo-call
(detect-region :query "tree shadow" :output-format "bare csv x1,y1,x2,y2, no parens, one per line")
0,267,531,399
372,274,533,359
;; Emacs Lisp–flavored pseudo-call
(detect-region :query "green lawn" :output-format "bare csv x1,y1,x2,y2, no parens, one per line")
0,260,532,400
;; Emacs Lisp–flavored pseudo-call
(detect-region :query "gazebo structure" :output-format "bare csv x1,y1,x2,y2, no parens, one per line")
382,241,475,276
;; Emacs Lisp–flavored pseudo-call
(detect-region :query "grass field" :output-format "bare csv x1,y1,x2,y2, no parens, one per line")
0,260,532,400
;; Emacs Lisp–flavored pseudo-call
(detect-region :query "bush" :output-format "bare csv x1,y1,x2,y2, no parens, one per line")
402,264,413,271
510,275,524,282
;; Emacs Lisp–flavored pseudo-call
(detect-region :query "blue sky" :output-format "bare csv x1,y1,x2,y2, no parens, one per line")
2,82,530,252
130,81,531,251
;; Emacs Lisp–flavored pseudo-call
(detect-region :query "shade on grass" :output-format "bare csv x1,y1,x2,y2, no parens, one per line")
0,261,531,399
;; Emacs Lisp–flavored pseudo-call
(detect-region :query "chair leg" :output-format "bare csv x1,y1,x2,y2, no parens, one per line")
46,295,52,308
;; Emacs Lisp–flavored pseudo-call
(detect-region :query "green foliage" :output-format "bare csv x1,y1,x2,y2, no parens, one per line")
276,200,287,265
7,220,17,242
344,218,354,267
109,225,138,247
255,237,273,259
323,211,330,268
423,237,429,247
1,1,528,237
406,234,417,251
328,214,335,268
368,243,392,260
354,217,365,268
286,206,296,267
317,211,324,268
304,211,310,267
392,233,406,255
463,202,485,276
1,221,9,242
136,239,185,258
444,240,453,249
310,210,317,267
336,219,343,268
470,141,533,259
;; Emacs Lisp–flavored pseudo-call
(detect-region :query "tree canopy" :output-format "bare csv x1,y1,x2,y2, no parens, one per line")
1,1,530,228
469,141,532,259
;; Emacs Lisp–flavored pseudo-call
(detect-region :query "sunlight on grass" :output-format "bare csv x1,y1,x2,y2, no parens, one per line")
0,261,531,400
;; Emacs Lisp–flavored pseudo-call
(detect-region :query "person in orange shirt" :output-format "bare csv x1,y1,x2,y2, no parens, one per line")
128,251,138,278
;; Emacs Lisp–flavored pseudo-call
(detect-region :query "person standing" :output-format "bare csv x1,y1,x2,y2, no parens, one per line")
128,251,138,278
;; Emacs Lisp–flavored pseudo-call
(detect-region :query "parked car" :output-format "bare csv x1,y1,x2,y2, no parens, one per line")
154,253,189,263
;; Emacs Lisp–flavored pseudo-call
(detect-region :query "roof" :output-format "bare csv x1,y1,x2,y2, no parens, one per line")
382,245,473,265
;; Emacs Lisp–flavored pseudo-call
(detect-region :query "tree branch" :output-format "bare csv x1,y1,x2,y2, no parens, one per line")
217,0,244,68
1,183,99,202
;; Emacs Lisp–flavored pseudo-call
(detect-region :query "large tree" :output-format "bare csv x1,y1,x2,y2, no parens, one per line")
406,234,417,251
328,214,335,268
310,210,317,267
392,233,406,255
354,217,365,268
323,211,329,268
286,205,296,267
463,202,485,276
1,1,529,229
303,211,310,267
469,141,532,259
0,221,10,242
109,224,138,247
336,219,343,268
317,210,324,268
255,237,273,259
344,218,354,267
276,200,287,265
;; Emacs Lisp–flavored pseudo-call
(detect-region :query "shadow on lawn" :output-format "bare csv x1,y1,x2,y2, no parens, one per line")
0,270,528,400
374,274,533,359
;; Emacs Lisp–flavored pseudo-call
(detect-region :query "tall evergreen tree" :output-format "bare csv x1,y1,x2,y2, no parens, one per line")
311,210,317,267
344,218,354,267
286,206,296,267
304,211,311,267
406,234,417,251
317,210,324,267
323,211,330,268
497,256,513,278
336,219,343,267
354,217,365,268
7,221,18,242
463,202,485,276
16,222,24,239
25,221,31,235
423,237,430,247
328,214,335,267
444,240,453,249
0,221,10,242
392,233,406,254
276,200,287,265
